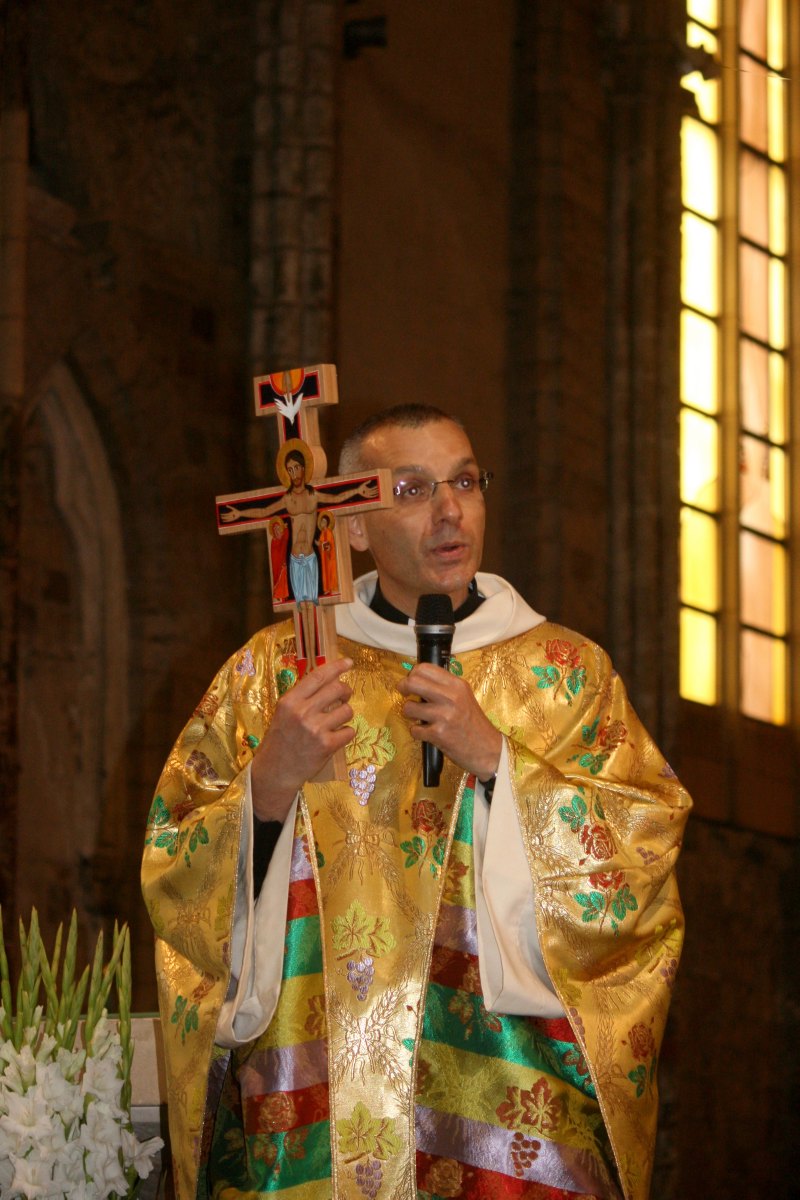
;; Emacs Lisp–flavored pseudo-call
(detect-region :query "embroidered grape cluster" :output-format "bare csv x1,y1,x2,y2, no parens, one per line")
346,954,374,1001
510,1131,540,1177
349,764,377,805
660,957,678,988
355,1157,382,1198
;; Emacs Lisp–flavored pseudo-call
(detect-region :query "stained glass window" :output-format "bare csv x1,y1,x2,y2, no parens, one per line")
679,0,790,725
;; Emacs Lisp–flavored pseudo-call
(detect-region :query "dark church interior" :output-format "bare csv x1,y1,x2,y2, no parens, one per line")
1,1,797,1195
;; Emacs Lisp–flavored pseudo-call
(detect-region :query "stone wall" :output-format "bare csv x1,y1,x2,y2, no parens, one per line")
0,0,796,1191
13,0,257,1002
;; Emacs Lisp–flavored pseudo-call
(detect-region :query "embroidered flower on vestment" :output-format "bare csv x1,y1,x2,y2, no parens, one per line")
423,1157,463,1198
627,1022,656,1062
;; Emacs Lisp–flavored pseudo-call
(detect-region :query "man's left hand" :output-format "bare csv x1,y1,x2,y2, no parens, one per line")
397,664,502,781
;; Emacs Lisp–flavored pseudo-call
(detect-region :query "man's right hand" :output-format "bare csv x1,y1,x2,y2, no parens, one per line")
251,658,354,822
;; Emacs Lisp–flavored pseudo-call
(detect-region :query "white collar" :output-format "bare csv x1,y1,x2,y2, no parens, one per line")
335,572,546,656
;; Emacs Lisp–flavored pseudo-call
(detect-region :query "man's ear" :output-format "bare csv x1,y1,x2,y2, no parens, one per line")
347,512,369,552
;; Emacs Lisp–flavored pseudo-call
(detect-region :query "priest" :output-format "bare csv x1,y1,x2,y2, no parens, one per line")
142,405,691,1200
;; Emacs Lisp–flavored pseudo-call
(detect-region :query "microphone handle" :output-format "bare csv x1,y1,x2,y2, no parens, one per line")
423,742,443,789
421,638,451,788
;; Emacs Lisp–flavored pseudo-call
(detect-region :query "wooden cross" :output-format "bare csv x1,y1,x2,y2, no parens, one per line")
216,363,393,677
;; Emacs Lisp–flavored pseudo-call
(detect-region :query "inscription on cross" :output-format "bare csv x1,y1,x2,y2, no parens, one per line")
215,363,393,676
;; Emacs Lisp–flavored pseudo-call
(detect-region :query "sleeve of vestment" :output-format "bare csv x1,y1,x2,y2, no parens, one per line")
487,629,692,1200
140,623,291,1200
474,741,566,1016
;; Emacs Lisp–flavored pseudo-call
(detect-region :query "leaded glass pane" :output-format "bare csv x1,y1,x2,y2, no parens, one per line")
769,256,786,348
684,24,720,121
740,530,786,634
740,338,769,435
739,53,768,152
740,0,766,58
681,508,719,610
767,0,784,68
683,119,719,218
741,629,786,723
681,409,719,510
739,150,768,245
682,310,718,413
682,213,719,315
739,243,769,341
768,165,786,255
768,351,786,442
740,436,786,537
680,608,718,704
688,0,718,24
767,74,785,161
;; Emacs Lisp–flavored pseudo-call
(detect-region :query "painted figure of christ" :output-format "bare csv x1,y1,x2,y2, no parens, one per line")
220,445,377,605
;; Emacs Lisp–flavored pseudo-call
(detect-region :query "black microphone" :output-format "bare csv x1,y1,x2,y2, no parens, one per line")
414,593,455,788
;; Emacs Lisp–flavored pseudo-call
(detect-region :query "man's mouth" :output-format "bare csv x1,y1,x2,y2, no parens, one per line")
430,540,468,561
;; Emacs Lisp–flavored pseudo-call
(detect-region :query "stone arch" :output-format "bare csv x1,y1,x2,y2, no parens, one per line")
17,361,128,936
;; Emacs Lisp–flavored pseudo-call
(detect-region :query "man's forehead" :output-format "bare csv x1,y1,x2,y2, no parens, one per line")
358,419,476,469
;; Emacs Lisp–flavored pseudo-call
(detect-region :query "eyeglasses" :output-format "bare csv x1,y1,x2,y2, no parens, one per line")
392,469,493,505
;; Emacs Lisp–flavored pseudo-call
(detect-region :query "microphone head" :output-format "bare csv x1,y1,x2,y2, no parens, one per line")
415,593,454,625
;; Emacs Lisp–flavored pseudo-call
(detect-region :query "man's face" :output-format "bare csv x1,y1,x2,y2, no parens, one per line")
287,457,305,489
346,419,485,615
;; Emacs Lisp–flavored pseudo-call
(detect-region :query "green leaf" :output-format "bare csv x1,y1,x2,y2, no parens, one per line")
154,829,178,854
336,1102,402,1162
575,891,605,923
612,884,638,919
346,715,396,768
628,1064,647,1098
558,794,587,832
146,794,171,829
401,840,420,868
581,717,600,747
331,901,397,958
532,665,560,689
567,667,586,696
277,668,296,696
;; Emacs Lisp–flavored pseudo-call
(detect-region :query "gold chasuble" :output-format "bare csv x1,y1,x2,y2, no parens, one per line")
142,580,690,1200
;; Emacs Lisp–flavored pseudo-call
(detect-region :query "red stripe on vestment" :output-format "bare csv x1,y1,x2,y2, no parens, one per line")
416,1152,604,1199
286,876,319,921
242,1081,330,1135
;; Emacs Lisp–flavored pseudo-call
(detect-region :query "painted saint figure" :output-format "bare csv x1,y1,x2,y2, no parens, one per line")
269,517,290,604
317,510,338,596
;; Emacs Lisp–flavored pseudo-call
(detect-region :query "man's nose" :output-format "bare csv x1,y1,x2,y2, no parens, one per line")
430,480,462,521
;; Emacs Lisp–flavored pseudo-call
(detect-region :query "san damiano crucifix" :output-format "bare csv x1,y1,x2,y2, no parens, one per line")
215,363,393,678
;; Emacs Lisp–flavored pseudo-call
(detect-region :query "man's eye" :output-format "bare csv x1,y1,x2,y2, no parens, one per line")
395,479,425,500
454,474,477,491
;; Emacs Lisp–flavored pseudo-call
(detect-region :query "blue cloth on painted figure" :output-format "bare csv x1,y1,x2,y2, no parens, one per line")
289,551,319,603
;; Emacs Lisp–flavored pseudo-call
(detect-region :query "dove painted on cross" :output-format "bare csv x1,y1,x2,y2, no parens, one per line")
215,363,393,677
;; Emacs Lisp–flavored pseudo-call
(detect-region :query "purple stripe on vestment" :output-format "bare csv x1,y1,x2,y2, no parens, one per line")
433,904,477,956
289,833,314,883
238,1039,328,1098
415,1106,621,1198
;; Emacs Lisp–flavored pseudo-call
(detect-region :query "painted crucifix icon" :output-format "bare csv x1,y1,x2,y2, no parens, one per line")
215,363,393,678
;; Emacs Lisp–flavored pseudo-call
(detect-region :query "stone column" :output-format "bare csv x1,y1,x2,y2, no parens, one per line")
604,0,685,747
505,3,611,649
247,0,338,632
506,0,685,746
0,1,29,916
